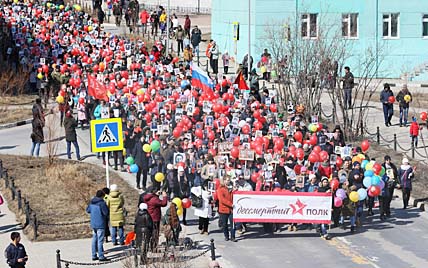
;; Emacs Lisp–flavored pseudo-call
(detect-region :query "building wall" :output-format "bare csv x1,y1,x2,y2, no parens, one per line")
211,0,428,78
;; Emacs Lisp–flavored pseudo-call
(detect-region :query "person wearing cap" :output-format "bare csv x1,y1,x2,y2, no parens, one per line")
63,109,81,160
134,203,153,263
106,184,126,246
382,155,398,218
398,158,414,209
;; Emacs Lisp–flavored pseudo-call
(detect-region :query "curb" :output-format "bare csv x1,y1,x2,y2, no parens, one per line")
393,189,426,212
0,118,33,130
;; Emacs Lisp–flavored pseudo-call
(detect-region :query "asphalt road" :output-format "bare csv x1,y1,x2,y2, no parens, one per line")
1,113,428,268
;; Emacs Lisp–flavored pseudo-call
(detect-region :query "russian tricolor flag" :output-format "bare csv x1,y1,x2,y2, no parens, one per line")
191,63,214,93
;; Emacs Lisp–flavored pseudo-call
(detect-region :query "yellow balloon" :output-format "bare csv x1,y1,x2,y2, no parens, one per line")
143,144,151,153
56,95,64,104
349,191,359,203
365,162,374,171
46,2,51,7
177,208,183,216
172,197,182,208
154,172,165,182
88,25,93,32
74,5,81,11
136,89,144,95
37,73,43,79
59,5,64,10
404,95,411,103
357,154,365,161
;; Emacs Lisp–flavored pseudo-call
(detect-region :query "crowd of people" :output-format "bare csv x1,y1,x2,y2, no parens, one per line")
0,0,418,265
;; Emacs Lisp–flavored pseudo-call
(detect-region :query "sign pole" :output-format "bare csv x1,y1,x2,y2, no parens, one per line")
105,153,110,188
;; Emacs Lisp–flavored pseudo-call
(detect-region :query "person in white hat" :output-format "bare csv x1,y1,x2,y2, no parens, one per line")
398,158,414,209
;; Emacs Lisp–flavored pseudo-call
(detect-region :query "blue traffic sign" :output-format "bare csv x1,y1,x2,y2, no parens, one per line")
90,118,123,153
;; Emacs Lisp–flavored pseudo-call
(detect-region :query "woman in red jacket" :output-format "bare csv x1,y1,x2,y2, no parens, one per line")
217,176,236,242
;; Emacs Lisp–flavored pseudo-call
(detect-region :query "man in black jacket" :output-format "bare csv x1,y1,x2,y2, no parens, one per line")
382,155,398,217
341,66,354,109
5,232,28,268
133,137,150,189
134,203,153,263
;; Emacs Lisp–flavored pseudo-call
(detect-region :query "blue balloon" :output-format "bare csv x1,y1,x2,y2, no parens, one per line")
361,159,369,170
363,176,372,188
149,55,155,61
130,164,139,173
180,80,189,89
371,176,381,186
357,188,368,201
379,179,385,190
73,96,78,104
364,170,374,177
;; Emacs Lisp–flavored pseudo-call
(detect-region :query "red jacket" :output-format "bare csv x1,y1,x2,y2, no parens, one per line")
217,186,233,214
410,122,420,136
143,193,167,222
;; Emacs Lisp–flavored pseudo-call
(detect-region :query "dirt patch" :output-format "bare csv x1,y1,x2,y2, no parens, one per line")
0,95,37,106
0,155,139,241
0,106,33,124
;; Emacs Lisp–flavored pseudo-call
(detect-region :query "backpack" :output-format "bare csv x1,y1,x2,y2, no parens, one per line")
191,193,203,208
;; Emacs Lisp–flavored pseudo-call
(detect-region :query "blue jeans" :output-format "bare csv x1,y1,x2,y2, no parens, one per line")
382,104,393,124
66,140,80,159
30,142,41,156
111,226,124,244
344,88,352,109
219,213,235,239
339,215,356,227
320,224,328,235
91,228,105,259
399,106,409,125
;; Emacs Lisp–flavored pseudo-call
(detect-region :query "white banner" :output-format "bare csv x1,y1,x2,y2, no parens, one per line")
233,192,332,224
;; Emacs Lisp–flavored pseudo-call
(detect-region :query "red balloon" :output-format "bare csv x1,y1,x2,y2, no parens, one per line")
78,97,85,104
208,148,217,156
309,135,318,146
137,95,144,103
195,129,203,139
251,172,259,183
59,90,66,97
421,112,428,121
269,104,277,113
194,139,203,148
294,164,302,175
319,151,329,162
368,185,381,197
336,157,343,168
361,140,370,152
253,110,261,119
255,145,263,155
231,147,240,159
254,121,263,130
372,163,382,175
207,131,215,141
241,125,250,134
330,179,339,191
173,127,182,138
233,136,240,146
308,152,320,163
181,198,192,209
313,145,322,153
294,131,303,142
388,96,395,104
296,148,305,160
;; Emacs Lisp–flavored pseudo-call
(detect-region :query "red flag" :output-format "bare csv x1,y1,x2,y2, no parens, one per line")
234,71,249,90
87,74,108,101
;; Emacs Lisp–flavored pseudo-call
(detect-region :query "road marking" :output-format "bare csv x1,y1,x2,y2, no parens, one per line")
327,237,381,268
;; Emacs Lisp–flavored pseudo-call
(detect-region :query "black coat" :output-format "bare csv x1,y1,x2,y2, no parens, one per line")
132,140,150,170
63,116,78,142
31,118,44,143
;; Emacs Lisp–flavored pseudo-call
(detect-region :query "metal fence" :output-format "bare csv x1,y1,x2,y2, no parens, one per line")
141,4,211,15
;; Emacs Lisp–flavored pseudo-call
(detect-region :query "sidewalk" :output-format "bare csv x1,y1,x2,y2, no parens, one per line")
0,113,212,268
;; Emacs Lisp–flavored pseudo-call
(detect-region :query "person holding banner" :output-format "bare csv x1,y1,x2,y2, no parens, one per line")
217,176,236,242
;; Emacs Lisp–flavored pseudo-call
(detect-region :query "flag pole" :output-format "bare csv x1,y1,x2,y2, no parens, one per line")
247,0,251,83
105,153,110,188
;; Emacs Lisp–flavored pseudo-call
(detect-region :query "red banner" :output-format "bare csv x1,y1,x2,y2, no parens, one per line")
87,74,108,101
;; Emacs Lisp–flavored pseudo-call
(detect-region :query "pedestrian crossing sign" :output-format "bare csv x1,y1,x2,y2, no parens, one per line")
90,118,123,153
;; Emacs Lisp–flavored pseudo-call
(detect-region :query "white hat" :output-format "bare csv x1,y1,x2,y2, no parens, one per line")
309,174,316,180
110,184,118,191
167,164,174,170
139,203,148,210
402,158,409,164
178,166,184,172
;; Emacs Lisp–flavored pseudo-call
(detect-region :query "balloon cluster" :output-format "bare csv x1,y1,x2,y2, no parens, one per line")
172,196,192,216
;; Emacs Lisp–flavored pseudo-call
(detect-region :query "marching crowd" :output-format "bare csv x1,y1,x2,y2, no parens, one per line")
0,0,418,266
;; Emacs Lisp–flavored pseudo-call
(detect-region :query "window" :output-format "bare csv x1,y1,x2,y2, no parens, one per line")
342,13,358,38
423,14,428,37
301,13,318,38
383,13,399,38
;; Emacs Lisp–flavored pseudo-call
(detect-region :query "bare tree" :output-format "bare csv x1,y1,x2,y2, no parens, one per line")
262,14,383,140
44,113,61,165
